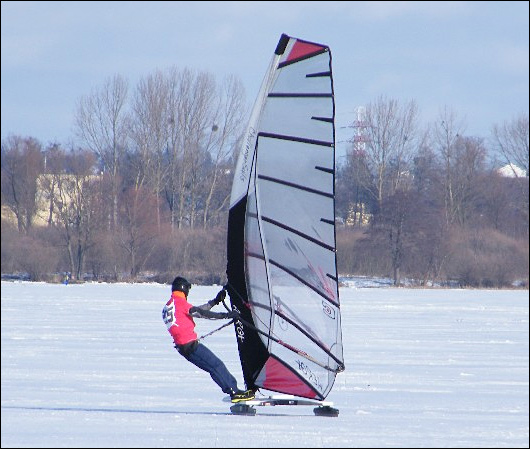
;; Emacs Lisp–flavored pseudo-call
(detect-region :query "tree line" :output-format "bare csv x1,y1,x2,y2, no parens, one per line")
1,69,528,288
337,100,528,287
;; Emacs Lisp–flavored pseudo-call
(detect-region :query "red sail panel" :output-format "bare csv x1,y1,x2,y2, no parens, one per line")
261,357,319,399
285,40,325,62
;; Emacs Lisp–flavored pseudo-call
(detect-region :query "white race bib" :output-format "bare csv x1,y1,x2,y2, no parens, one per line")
162,303,176,329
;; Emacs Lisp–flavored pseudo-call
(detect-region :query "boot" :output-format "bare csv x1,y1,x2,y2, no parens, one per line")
230,389,255,403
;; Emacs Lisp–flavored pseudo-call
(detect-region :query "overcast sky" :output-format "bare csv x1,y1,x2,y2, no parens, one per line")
1,1,528,159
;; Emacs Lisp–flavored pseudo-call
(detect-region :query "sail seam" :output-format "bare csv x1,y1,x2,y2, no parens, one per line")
311,116,333,123
258,132,333,147
261,215,335,252
268,92,332,98
327,273,338,282
258,174,333,199
315,165,334,174
306,71,331,78
266,257,340,308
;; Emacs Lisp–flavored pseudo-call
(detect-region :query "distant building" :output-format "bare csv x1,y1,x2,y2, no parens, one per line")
346,202,371,227
1,173,101,228
1,205,17,225
497,163,527,178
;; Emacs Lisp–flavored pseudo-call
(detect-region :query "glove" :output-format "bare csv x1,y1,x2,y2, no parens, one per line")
226,310,240,320
213,289,226,305
208,289,226,307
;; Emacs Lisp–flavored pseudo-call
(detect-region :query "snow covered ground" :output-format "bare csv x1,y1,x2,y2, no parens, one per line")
1,281,528,448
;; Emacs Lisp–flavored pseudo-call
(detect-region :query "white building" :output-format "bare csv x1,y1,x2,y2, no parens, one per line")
497,163,527,178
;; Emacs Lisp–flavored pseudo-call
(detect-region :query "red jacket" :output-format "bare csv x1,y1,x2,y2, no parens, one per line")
163,291,197,345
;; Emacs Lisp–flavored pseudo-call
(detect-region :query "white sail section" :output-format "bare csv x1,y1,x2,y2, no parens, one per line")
227,34,344,400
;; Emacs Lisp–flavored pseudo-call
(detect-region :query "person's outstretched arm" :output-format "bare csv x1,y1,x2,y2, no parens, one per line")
192,289,227,313
189,306,238,320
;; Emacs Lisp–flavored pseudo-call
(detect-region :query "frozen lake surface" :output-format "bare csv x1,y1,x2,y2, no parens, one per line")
1,281,528,447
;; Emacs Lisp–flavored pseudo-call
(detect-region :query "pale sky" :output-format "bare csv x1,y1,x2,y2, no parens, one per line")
1,1,528,160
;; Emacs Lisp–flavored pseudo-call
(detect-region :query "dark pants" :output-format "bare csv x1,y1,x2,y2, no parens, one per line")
182,342,238,394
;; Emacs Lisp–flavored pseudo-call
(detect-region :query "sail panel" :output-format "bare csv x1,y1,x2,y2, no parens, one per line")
256,136,334,196
255,356,319,399
257,178,335,248
245,187,275,347
260,96,333,143
282,39,327,64
267,343,335,399
262,221,337,300
268,280,342,367
272,52,332,94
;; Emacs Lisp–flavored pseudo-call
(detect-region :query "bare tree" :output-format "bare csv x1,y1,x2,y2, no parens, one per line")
491,112,529,230
129,70,174,229
491,112,529,176
179,71,216,229
201,75,246,228
361,95,420,211
50,149,100,280
380,191,411,285
75,74,129,230
39,143,63,226
475,170,513,232
164,68,216,229
1,135,43,234
431,107,467,224
337,148,374,227
126,67,245,232
452,136,487,226
118,186,160,278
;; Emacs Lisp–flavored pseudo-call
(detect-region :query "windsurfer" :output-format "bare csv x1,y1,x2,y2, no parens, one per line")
162,276,255,403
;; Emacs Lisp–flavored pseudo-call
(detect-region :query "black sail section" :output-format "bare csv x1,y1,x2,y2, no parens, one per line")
226,196,268,389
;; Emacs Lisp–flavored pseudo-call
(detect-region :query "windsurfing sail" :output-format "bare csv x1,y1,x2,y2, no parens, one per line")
226,33,344,401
